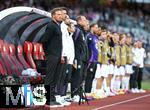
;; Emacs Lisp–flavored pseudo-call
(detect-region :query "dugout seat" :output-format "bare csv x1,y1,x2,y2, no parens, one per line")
1,42,17,75
33,42,40,60
38,43,45,60
0,39,7,75
9,44,24,75
24,41,36,69
33,42,45,60
33,42,46,75
17,45,30,69
18,44,42,84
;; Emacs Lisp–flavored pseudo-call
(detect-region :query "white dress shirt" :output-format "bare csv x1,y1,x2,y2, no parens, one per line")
132,47,140,66
138,47,146,68
132,47,146,68
61,22,75,64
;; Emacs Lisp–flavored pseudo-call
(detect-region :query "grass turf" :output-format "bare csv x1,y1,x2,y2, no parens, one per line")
142,80,150,90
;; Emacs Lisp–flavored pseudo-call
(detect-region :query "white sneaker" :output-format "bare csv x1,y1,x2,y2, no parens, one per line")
105,88,115,96
130,88,136,93
111,89,119,95
72,95,86,102
139,89,146,93
134,88,140,93
93,89,107,99
72,95,80,102
108,91,116,96
56,96,71,106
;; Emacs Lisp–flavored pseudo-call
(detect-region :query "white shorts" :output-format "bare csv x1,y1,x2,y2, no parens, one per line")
100,64,109,77
94,63,101,78
125,64,133,74
95,64,109,78
119,66,125,76
114,66,120,76
108,64,114,75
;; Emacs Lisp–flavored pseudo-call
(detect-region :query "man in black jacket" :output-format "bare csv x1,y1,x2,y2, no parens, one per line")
71,15,89,101
40,7,63,107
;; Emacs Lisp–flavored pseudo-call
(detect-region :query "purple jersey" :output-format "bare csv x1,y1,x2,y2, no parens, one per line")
87,33,99,62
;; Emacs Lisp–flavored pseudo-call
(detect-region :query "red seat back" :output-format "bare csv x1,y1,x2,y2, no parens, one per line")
1,43,15,75
9,44,24,75
33,42,46,75
33,43,40,60
24,41,36,69
33,43,45,60
17,45,30,69
0,39,7,75
39,43,45,60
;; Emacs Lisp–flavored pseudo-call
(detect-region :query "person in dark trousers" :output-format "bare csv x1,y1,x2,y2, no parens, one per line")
84,23,99,93
71,15,89,102
55,7,75,106
130,41,146,93
55,7,69,97
130,41,139,93
40,7,63,108
137,41,146,93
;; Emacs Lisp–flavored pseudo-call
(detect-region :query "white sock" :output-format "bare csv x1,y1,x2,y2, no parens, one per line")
116,79,121,91
95,89,103,96
91,79,97,93
113,77,120,91
102,78,107,91
113,78,117,91
111,76,115,90
125,77,130,90
105,87,110,95
121,77,126,90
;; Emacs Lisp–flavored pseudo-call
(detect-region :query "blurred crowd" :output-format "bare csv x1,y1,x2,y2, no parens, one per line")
0,0,150,60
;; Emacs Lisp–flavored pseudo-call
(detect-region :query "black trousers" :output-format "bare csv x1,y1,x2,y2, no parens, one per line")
71,60,85,97
65,64,73,83
130,66,144,89
58,64,73,96
84,62,97,93
137,68,143,89
44,54,61,103
130,66,139,89
55,59,67,96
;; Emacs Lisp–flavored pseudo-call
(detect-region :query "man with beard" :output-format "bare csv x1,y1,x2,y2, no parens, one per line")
40,7,63,108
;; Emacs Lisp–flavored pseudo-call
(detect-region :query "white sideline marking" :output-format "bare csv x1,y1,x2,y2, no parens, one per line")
92,94,150,110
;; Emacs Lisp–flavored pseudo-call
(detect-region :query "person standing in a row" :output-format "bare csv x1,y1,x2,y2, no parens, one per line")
130,41,146,93
84,23,99,94
40,8,63,107
137,41,146,93
55,7,75,106
71,15,89,101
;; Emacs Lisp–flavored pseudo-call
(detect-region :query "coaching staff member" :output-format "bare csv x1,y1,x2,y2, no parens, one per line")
40,8,63,107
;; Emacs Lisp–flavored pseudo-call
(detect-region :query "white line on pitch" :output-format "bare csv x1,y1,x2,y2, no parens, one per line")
92,94,150,110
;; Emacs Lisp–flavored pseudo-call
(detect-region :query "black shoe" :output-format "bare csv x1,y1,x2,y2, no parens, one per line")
45,101,64,108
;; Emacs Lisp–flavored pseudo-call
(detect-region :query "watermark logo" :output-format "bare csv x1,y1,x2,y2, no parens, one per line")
0,84,47,108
